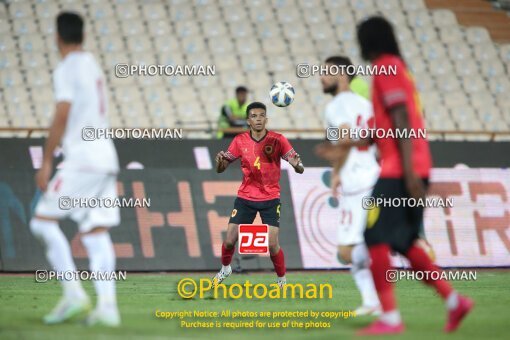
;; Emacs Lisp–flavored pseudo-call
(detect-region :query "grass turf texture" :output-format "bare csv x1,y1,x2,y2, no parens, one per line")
0,271,508,339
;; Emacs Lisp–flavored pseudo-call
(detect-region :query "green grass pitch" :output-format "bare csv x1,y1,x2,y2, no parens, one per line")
0,271,508,339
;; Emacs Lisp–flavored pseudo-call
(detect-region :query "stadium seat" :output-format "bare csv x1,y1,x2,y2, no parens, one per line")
175,21,201,39
180,36,207,54
401,0,426,12
116,3,141,21
212,54,240,71
407,10,432,28
228,22,254,38
127,36,153,53
443,91,469,109
420,41,447,61
26,68,51,87
0,52,18,69
99,35,125,53
431,9,457,27
488,76,510,95
88,3,115,19
1,70,24,88
240,54,268,72
436,74,461,93
465,27,491,45
195,5,221,22
248,6,275,22
21,52,47,70
202,21,228,38
447,43,471,63
154,36,181,53
141,3,167,21
461,76,487,94
413,26,438,44
438,26,463,44
8,2,32,19
18,35,45,52
147,20,172,37
480,62,505,79
121,20,146,36
208,37,235,55
13,18,38,36
472,43,499,62
169,5,195,22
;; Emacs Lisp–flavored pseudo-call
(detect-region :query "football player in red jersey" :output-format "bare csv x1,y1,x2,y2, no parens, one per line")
353,16,473,335
213,101,304,287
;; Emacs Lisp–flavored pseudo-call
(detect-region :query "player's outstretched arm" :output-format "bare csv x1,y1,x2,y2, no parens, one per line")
215,151,230,173
288,153,304,174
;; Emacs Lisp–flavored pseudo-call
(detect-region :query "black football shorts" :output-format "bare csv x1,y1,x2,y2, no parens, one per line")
228,197,281,227
364,178,429,254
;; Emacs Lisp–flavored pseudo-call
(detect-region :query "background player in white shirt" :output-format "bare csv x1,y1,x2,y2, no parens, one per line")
315,56,381,315
30,12,120,327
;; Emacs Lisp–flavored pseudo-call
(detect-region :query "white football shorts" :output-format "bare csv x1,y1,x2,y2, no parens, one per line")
34,169,120,233
336,186,373,246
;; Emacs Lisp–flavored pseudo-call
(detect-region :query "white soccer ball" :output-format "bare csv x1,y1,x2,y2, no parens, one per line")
269,81,295,107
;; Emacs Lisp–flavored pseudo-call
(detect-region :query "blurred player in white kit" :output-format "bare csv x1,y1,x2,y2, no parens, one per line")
315,56,381,315
30,12,120,326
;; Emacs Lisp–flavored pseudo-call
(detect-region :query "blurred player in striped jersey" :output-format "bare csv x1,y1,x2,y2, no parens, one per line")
315,56,381,315
213,102,304,287
30,12,120,326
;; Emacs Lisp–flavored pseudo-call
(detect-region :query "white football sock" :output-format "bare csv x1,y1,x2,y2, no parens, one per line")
221,265,231,273
380,310,402,326
351,243,380,307
82,232,117,311
30,218,86,300
446,291,459,310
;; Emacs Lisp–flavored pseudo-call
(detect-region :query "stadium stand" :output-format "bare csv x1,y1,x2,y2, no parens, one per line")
0,0,509,139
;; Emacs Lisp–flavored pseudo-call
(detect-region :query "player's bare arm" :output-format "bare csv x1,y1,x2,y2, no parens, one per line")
215,150,230,173
390,104,426,200
288,153,304,174
35,101,70,191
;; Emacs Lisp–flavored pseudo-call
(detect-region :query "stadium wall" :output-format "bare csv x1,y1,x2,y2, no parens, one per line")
1,139,509,271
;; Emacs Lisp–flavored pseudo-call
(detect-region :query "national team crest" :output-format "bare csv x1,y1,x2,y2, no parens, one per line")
263,144,274,156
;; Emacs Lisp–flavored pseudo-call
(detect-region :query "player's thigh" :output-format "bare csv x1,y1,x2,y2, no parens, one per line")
259,199,281,227
228,198,257,226
364,178,419,254
336,192,367,247
35,170,101,220
78,174,120,233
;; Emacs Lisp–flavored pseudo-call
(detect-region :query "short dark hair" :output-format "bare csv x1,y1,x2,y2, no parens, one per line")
325,55,355,82
357,16,403,62
235,86,248,94
57,12,84,44
246,102,266,115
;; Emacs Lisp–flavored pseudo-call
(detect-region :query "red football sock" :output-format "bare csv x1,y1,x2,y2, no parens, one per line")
406,244,453,299
270,248,286,277
368,244,397,312
221,242,235,266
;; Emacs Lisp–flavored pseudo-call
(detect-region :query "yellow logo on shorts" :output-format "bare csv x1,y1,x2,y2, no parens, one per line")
366,206,380,229
276,204,281,217
231,209,237,218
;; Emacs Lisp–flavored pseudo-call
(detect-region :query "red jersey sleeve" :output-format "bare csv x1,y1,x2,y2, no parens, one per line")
225,136,241,162
279,134,297,161
374,57,408,110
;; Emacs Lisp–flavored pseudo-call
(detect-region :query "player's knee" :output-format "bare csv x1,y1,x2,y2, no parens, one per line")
224,240,236,249
337,247,352,265
30,218,55,238
268,242,280,255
